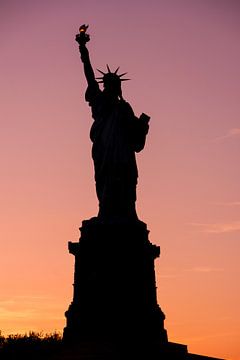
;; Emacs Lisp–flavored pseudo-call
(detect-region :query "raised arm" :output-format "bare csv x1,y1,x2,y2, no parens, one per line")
75,25,95,85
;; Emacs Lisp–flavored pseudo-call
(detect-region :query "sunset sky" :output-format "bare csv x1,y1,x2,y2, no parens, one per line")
1,0,240,359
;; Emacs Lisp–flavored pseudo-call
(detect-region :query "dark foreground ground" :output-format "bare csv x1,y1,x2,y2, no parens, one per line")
0,332,224,360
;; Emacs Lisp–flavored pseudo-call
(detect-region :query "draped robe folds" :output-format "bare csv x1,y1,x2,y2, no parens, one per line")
85,81,149,219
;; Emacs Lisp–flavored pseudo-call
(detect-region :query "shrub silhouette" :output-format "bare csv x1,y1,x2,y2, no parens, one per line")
0,331,62,359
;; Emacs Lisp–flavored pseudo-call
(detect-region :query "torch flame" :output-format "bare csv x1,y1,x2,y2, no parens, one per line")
79,24,88,33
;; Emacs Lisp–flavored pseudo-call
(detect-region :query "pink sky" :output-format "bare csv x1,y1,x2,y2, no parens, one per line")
1,1,240,359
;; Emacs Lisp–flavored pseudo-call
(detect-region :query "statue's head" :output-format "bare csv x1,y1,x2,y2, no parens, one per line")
96,65,129,99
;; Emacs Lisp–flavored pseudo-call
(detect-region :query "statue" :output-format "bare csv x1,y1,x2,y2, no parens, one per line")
63,25,169,348
76,25,150,220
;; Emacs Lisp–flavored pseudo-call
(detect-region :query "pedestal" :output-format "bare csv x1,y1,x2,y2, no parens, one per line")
63,217,167,346
63,218,224,359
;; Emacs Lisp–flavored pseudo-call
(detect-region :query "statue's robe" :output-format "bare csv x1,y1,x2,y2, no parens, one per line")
85,81,148,219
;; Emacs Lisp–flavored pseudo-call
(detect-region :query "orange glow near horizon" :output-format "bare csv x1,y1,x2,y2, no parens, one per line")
1,1,240,360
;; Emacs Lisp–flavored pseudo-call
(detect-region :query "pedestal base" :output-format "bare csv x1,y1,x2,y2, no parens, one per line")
63,217,224,360
54,341,224,360
64,217,167,345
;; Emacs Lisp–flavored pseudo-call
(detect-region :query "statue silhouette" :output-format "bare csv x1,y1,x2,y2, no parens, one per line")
76,25,150,220
63,26,224,360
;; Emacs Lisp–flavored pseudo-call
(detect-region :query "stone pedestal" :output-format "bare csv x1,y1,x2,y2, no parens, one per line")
63,218,224,359
63,217,167,346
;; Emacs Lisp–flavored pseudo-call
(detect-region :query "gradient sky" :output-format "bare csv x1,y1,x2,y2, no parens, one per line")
1,0,240,359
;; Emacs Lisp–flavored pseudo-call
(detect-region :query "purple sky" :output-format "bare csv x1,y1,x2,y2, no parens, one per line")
1,1,240,359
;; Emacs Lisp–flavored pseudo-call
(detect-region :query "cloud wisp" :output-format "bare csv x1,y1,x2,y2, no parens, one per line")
214,127,240,142
188,221,240,234
186,267,224,273
215,201,240,207
0,307,36,319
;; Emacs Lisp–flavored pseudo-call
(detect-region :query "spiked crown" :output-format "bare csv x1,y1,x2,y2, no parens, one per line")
96,65,130,85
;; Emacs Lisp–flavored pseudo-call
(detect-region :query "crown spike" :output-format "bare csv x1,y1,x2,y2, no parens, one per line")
119,72,127,78
114,67,120,74
106,64,111,73
97,68,105,75
120,79,130,82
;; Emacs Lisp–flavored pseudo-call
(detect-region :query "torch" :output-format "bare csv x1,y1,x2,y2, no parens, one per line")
75,24,90,45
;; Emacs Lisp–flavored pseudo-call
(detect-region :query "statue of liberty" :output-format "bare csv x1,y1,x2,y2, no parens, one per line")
76,25,150,220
